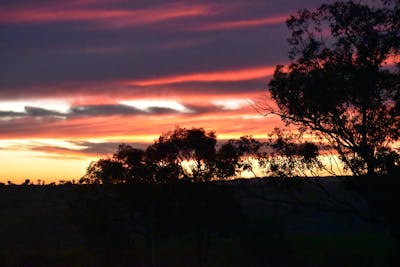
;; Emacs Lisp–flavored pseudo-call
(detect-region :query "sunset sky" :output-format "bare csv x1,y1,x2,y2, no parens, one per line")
0,0,329,183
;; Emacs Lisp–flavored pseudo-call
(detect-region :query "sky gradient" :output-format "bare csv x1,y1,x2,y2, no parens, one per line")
0,0,329,183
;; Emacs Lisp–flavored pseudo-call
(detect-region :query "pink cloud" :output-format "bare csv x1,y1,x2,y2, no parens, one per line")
0,3,212,27
193,15,288,31
126,65,277,86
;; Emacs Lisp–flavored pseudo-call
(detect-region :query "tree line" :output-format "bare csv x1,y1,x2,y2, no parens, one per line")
80,127,322,184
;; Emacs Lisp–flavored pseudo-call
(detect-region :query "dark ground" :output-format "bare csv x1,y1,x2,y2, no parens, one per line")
0,177,398,267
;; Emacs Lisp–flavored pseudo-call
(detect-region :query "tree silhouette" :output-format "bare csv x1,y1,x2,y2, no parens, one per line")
216,136,263,179
113,145,149,182
81,127,266,184
266,128,323,177
266,0,400,176
80,159,126,184
80,127,324,184
146,127,218,182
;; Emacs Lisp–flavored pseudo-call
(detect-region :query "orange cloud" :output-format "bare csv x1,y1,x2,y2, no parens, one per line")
0,98,282,182
0,107,279,140
0,108,282,182
127,66,277,86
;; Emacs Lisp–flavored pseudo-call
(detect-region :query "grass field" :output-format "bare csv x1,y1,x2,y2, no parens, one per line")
0,178,398,266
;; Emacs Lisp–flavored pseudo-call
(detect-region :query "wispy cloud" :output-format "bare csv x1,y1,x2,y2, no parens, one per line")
127,65,277,86
212,99,254,110
31,141,140,157
192,15,287,31
0,2,212,28
2,98,234,118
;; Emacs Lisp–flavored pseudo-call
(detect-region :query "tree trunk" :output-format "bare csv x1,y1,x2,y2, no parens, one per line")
360,103,375,176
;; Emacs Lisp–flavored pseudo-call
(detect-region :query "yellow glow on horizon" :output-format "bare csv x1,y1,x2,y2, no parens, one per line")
0,150,95,184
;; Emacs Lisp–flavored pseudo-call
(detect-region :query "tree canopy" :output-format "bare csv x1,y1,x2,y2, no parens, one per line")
80,127,263,184
80,127,322,184
268,0,400,175
146,128,218,182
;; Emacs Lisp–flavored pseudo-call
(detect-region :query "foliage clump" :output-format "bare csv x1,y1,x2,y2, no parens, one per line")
267,0,400,175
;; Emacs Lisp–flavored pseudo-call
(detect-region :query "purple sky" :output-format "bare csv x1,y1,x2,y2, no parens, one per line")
0,0,331,181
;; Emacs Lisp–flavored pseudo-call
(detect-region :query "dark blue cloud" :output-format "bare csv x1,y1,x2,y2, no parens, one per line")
0,0,328,98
